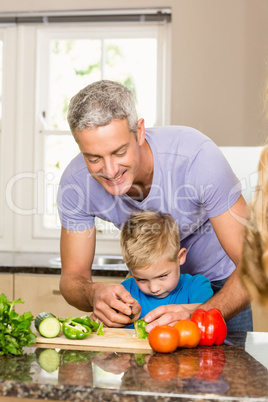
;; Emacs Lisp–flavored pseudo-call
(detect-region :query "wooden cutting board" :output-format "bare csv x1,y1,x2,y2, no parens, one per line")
34,328,152,353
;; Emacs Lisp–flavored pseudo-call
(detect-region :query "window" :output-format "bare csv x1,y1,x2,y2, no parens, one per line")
0,36,2,120
0,10,171,253
0,33,3,241
0,26,17,250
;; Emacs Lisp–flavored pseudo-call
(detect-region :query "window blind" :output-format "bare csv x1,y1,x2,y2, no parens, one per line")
0,8,171,25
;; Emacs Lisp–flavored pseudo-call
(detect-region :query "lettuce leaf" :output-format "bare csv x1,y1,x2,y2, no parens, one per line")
0,293,36,355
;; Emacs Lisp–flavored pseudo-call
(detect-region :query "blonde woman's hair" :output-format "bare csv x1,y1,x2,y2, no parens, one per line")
240,145,268,307
120,210,180,270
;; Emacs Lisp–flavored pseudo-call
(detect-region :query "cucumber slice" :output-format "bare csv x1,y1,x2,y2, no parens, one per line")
38,349,60,372
35,312,61,338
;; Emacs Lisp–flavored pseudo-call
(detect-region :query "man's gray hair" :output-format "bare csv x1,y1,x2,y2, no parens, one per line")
67,80,138,139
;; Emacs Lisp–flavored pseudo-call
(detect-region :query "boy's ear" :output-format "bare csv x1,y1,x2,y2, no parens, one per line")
178,248,187,266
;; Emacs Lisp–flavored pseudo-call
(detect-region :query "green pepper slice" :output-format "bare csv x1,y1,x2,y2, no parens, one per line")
72,316,100,331
62,319,92,340
134,319,148,339
96,321,104,335
135,353,146,365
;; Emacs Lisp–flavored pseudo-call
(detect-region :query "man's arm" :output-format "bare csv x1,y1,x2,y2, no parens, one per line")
144,195,250,331
203,194,250,320
59,226,96,312
59,226,141,326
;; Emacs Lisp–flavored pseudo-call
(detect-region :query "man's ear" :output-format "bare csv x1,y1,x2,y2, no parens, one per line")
178,248,187,266
136,118,145,145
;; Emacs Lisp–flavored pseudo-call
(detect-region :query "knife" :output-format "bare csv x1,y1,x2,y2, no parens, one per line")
127,304,135,320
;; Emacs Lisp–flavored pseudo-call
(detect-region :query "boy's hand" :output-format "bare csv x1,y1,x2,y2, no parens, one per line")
143,303,201,332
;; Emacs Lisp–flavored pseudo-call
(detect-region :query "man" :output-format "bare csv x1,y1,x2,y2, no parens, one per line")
57,80,252,332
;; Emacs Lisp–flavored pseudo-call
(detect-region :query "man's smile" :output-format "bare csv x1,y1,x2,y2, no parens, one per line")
102,170,127,183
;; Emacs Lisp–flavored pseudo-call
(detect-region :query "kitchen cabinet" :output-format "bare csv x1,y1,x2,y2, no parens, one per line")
0,273,13,300
2,271,268,331
13,273,122,318
251,300,268,332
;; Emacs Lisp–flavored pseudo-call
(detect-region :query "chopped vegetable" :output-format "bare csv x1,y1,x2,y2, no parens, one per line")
62,319,92,340
96,321,104,335
0,293,36,355
35,312,61,338
61,315,102,332
58,315,104,340
134,319,148,339
135,353,146,365
72,315,100,331
191,308,227,346
60,350,98,365
36,348,60,372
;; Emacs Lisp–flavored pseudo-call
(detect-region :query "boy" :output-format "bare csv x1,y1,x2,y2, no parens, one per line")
120,210,213,327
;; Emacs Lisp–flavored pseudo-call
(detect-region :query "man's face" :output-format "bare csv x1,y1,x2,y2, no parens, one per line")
75,118,144,196
131,257,181,299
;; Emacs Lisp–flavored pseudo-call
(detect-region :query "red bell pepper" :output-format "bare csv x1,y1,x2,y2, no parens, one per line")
195,347,226,381
190,308,227,346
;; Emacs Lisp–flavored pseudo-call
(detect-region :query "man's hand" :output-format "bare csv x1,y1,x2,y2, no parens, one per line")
91,352,131,374
91,283,141,327
59,227,141,326
143,303,201,333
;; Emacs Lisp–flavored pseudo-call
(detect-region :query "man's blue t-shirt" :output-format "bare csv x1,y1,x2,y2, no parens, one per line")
121,273,213,328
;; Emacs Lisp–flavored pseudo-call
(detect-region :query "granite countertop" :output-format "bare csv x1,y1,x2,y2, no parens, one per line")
0,332,268,401
0,251,129,277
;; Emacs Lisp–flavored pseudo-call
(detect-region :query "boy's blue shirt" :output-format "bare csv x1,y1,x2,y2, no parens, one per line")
121,273,213,328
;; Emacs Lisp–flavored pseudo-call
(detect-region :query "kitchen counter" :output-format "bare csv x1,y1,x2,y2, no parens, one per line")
0,331,268,401
0,251,128,320
0,251,128,277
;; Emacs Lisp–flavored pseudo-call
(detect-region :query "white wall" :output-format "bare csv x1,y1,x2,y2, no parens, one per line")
220,146,263,203
1,0,268,146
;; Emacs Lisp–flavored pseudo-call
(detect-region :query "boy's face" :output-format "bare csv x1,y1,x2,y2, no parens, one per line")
131,249,186,299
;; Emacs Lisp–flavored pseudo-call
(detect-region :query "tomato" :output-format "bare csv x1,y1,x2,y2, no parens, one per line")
173,320,201,348
147,354,178,380
148,325,179,353
177,352,200,379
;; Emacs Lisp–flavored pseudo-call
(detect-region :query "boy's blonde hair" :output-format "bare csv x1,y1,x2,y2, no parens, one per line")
240,145,268,307
120,210,180,270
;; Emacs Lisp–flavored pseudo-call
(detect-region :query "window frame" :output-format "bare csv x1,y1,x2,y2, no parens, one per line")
0,27,17,251
0,19,171,253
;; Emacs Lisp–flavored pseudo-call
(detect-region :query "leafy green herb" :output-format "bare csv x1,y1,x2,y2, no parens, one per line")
0,353,36,381
0,293,37,355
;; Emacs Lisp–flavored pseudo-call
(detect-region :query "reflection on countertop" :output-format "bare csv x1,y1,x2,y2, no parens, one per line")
0,251,129,277
0,332,268,401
